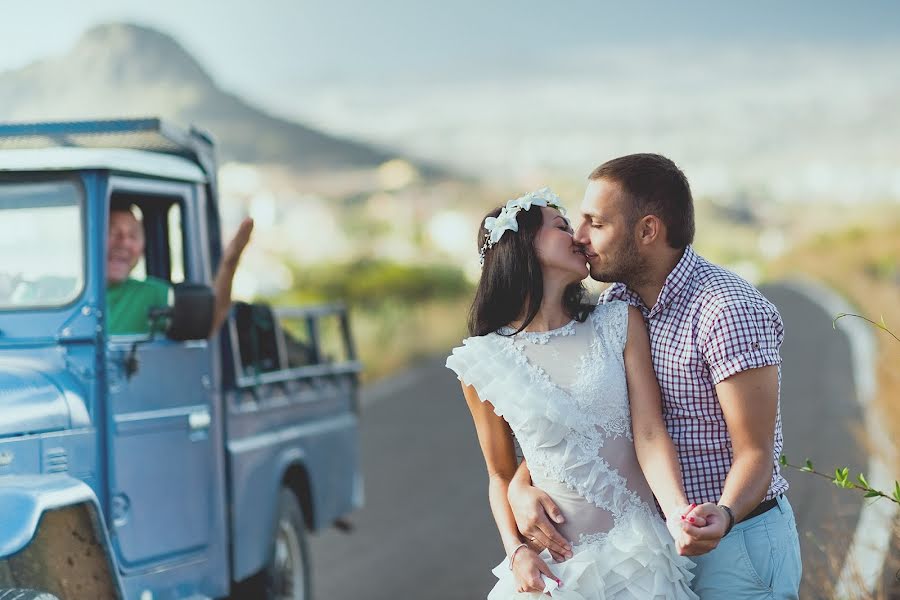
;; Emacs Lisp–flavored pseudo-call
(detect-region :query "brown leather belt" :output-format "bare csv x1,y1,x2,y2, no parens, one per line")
739,495,782,523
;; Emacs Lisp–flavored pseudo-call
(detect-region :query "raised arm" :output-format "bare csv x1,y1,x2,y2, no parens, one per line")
210,217,254,335
623,306,698,528
461,382,560,592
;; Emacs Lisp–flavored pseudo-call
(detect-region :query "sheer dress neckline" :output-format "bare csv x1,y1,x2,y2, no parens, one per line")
498,318,576,344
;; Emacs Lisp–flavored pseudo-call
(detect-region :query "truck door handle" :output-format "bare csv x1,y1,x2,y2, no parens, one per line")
188,410,211,430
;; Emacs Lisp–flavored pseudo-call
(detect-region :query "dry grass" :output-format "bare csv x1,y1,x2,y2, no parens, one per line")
349,297,470,383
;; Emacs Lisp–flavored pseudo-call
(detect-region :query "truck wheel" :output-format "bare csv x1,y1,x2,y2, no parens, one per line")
0,590,61,600
233,487,312,600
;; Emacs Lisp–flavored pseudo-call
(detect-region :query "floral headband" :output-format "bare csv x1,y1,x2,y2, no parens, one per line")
479,187,568,265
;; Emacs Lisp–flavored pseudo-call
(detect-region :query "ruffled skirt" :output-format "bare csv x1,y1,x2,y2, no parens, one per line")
487,509,697,599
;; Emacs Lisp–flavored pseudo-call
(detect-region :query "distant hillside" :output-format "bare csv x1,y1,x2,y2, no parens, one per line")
0,23,396,171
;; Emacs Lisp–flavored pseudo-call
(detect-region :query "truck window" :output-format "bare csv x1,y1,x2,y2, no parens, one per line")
106,192,188,337
108,192,187,285
0,178,84,309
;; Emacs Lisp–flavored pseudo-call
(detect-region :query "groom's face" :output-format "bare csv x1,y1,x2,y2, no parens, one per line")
573,178,643,284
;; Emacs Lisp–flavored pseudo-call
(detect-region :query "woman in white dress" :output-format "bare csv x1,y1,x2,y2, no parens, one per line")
446,189,701,599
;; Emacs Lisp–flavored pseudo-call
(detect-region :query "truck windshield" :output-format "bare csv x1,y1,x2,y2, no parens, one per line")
0,179,84,309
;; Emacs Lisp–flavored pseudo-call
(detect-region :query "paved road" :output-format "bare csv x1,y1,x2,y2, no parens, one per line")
308,282,868,599
762,284,868,599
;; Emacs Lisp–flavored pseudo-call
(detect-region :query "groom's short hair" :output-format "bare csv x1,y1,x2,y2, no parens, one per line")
589,153,694,249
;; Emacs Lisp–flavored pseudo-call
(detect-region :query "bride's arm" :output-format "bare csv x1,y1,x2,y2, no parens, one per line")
624,306,698,524
461,383,559,592
461,382,523,554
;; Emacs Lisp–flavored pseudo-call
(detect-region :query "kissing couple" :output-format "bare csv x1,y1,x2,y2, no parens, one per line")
447,154,803,598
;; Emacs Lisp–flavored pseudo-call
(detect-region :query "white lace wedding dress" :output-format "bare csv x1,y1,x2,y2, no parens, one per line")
447,301,697,599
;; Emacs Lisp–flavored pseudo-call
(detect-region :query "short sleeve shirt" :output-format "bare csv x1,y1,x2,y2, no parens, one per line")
106,277,172,335
602,246,788,505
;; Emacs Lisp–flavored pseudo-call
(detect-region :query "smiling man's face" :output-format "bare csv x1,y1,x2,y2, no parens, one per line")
107,209,144,285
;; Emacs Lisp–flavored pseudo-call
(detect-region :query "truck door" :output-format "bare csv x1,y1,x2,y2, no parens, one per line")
103,179,220,573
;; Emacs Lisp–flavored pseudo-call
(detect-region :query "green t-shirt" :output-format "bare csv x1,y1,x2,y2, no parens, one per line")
106,277,172,335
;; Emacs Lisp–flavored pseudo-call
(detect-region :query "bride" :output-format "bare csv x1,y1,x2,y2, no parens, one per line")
447,189,701,598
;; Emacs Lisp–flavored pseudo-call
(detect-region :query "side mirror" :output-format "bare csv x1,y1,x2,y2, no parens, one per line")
150,283,214,341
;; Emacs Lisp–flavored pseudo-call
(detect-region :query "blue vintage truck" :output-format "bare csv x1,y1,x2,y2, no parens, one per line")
0,119,363,600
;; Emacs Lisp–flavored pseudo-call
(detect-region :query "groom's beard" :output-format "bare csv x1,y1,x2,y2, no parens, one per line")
589,236,647,287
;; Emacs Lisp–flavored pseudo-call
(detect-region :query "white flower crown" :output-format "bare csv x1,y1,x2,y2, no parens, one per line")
479,187,568,265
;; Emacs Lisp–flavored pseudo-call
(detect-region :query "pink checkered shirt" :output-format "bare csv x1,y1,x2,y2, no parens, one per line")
602,245,788,505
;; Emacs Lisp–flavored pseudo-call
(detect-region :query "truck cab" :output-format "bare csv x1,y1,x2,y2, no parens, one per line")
0,119,363,600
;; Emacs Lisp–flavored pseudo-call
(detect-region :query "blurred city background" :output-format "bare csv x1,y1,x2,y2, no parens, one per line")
2,2,899,598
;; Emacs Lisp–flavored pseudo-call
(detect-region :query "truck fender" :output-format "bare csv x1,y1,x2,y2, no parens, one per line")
0,475,99,558
0,475,124,599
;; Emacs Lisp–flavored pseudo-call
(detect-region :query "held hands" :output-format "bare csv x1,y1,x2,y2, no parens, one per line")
506,481,728,562
507,480,573,562
674,503,729,556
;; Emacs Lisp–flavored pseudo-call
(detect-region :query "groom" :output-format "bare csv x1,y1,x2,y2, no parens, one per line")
507,154,802,597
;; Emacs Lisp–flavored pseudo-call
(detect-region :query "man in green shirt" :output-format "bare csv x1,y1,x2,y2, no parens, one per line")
106,204,254,336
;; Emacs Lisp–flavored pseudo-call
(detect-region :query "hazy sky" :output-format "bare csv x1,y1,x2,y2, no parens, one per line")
3,1,900,197
3,1,900,106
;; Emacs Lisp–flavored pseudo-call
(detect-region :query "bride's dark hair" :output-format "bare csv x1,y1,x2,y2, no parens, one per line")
467,205,595,337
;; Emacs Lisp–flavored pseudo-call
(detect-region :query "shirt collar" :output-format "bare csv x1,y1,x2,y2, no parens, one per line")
655,245,697,310
600,245,698,314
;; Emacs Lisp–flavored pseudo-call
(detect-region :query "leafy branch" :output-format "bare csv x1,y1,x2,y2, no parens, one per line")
779,455,900,505
833,312,900,344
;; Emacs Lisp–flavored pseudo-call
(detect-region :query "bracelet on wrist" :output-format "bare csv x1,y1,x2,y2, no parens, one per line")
507,543,529,570
718,504,735,536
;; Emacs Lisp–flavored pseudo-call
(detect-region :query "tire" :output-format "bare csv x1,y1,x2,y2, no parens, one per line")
0,590,61,600
232,488,312,600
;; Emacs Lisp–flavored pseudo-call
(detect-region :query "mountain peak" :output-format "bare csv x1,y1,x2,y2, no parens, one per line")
70,22,214,88
0,22,402,172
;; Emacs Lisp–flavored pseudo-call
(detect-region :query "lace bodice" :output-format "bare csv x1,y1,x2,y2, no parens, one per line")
447,301,660,544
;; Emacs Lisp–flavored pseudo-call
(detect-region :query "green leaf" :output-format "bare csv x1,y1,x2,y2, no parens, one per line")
841,467,850,479
804,459,814,471
865,491,881,498
857,473,870,488
893,482,900,503
880,315,888,330
779,454,788,467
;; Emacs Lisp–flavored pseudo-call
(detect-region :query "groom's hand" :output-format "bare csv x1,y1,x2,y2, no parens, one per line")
676,503,729,556
507,480,573,561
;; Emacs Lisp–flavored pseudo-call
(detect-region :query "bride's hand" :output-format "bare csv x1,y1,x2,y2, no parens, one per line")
665,503,707,541
511,547,562,594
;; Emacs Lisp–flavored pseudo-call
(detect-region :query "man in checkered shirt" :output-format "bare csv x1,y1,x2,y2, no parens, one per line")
508,154,802,597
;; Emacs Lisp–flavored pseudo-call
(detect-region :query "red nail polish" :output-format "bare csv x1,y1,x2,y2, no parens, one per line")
680,515,685,520
689,517,696,523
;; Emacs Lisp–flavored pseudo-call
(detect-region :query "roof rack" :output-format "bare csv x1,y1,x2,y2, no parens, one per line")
0,117,209,154
0,117,223,265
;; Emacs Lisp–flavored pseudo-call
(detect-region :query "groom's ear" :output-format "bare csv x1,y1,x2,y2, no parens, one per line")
636,214,663,246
